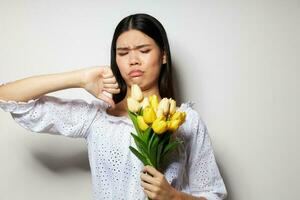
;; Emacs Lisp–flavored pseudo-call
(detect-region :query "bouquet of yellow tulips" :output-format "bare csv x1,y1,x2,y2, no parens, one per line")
127,84,186,170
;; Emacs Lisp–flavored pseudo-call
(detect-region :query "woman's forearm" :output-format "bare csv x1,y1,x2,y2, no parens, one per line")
0,69,84,102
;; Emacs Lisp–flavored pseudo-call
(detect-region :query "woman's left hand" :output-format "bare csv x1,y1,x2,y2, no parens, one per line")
140,165,179,200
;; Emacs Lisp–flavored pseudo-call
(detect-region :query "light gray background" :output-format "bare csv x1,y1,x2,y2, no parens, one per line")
0,0,299,199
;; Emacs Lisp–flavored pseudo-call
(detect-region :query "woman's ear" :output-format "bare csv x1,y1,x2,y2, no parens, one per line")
162,51,167,64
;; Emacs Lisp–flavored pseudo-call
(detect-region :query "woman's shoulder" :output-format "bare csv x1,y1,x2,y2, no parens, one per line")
177,101,207,134
177,101,199,122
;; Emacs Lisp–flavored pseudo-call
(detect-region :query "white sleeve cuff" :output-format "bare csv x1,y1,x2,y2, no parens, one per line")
0,98,39,114
0,80,40,113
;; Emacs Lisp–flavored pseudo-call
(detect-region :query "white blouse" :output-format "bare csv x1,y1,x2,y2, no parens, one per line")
0,95,227,200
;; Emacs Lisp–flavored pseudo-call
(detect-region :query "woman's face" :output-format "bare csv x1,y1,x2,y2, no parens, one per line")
116,29,166,91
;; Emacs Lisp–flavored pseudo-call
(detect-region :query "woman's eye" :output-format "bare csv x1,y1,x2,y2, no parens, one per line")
141,49,150,53
118,52,128,56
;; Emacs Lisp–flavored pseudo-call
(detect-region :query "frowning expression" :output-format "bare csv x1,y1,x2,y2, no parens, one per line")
116,29,166,90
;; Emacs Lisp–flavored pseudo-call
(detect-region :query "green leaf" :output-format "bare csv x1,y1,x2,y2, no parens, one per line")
160,132,171,147
155,133,171,166
156,141,164,169
147,133,156,167
149,134,160,168
128,110,140,135
130,132,149,158
129,146,148,165
156,133,172,168
147,132,155,153
161,140,183,161
142,127,152,143
138,107,143,115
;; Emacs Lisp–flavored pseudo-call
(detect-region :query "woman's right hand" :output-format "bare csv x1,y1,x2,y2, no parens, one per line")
81,66,120,108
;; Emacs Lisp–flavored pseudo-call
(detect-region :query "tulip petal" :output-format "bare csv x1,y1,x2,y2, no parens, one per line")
137,116,149,131
131,84,143,102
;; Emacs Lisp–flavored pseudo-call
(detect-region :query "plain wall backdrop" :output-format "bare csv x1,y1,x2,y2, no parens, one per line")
0,0,299,199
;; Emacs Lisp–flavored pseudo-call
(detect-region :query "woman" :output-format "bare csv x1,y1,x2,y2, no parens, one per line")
0,13,227,200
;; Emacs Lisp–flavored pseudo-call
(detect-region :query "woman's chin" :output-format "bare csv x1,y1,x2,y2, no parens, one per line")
130,76,143,82
128,79,145,87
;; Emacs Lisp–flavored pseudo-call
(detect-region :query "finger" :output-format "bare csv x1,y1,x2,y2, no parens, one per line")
102,66,112,73
143,166,162,178
97,93,115,108
103,72,114,79
103,88,120,94
103,83,119,89
102,67,114,78
141,180,158,192
140,172,157,185
103,77,117,84
143,189,156,200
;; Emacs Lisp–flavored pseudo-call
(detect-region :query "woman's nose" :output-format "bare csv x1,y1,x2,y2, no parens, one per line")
129,51,140,66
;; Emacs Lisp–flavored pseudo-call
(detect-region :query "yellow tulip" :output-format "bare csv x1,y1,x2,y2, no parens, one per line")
149,95,159,110
143,106,157,124
127,97,141,113
179,112,186,125
170,111,180,120
141,97,150,109
169,99,176,115
167,119,180,132
170,111,186,125
152,117,168,134
131,84,143,102
137,116,149,131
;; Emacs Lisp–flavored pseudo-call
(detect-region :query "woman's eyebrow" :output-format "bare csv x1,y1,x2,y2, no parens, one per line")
116,44,151,51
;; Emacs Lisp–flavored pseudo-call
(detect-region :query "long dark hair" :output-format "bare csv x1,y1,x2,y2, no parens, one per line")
110,13,175,103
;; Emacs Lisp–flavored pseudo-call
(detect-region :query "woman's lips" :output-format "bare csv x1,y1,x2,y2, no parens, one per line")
129,69,144,77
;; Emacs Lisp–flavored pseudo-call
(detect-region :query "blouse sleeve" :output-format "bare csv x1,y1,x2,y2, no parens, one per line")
186,109,227,200
0,95,102,138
